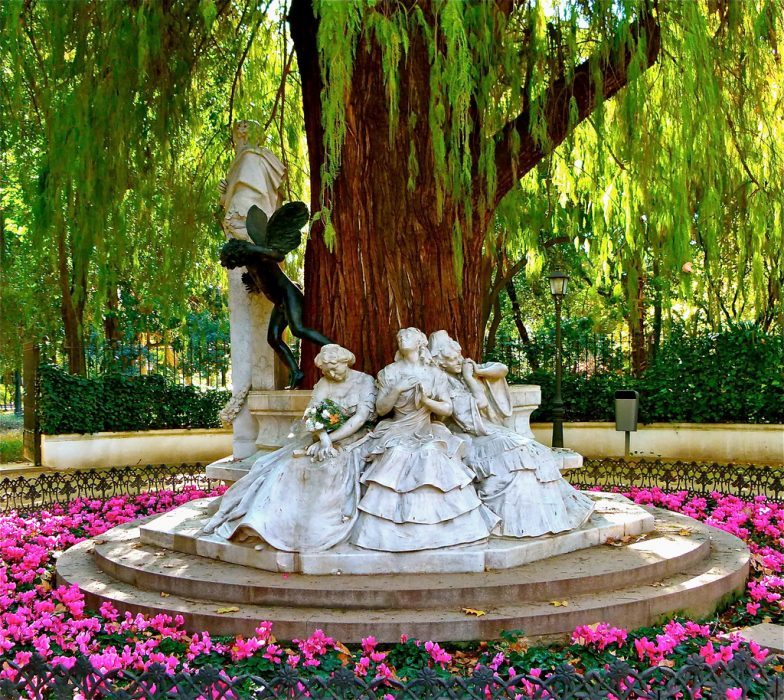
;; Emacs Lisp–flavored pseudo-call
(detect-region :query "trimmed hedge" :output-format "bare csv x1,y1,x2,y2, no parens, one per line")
38,364,230,434
520,325,784,424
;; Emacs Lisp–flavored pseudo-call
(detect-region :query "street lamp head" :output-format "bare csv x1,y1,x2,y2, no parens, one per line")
548,270,569,298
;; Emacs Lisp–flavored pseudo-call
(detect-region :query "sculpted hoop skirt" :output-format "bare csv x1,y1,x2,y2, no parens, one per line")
467,429,595,537
350,408,498,552
203,435,365,552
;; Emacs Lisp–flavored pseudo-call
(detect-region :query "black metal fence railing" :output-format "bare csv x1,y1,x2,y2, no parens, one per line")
0,651,781,700
1,460,782,514
0,463,218,513
485,333,630,380
40,336,231,388
572,459,784,502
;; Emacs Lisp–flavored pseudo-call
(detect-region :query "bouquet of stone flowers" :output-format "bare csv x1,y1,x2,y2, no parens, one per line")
303,399,350,433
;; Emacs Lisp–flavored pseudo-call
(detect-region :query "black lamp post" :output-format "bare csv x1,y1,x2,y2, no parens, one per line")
549,270,569,448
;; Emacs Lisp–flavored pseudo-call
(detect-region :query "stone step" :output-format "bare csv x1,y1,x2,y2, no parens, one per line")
56,508,749,643
93,510,710,610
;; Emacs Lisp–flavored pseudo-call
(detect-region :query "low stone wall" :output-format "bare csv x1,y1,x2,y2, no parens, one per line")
531,422,784,464
41,428,232,470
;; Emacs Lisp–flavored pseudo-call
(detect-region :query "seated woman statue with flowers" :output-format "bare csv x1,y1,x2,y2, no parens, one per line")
203,344,376,552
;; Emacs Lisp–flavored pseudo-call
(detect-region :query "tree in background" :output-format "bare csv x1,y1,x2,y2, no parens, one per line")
288,1,782,379
0,1,306,374
2,1,782,384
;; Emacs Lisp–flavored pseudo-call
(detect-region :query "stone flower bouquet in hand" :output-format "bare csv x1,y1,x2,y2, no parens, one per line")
303,398,350,433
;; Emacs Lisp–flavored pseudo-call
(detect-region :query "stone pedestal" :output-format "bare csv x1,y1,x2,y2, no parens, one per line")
139,493,653,575
227,269,279,459
57,500,750,642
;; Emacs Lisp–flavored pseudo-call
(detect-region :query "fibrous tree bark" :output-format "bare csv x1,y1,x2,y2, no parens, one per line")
56,222,87,376
289,0,660,383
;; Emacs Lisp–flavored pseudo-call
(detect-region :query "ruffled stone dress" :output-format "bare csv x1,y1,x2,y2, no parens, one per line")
350,362,498,552
445,373,594,537
202,370,376,552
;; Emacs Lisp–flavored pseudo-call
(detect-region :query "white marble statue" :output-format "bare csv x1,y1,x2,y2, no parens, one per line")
220,120,286,242
203,344,375,552
350,328,498,552
219,120,286,456
428,330,595,537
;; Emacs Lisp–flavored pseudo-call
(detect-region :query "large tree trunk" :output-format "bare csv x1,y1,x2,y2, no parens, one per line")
56,224,87,376
289,0,660,384
291,1,488,382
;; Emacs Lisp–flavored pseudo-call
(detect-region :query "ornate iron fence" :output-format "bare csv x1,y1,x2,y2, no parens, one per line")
0,463,218,513
572,459,784,502
1,460,782,514
0,651,781,699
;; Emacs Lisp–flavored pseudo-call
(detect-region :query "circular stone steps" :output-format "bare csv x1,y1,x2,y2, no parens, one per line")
56,506,750,643
92,521,707,610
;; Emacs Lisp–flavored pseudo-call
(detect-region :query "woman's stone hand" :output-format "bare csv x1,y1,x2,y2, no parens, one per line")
314,444,339,461
306,441,321,458
396,376,420,393
307,430,337,461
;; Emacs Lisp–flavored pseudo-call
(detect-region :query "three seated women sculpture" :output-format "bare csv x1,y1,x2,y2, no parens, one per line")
349,328,499,551
204,329,594,554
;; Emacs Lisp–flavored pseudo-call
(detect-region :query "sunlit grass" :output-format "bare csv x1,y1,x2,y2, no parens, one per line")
0,413,24,462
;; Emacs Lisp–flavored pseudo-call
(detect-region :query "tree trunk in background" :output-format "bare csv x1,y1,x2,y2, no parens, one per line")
629,261,647,377
103,282,122,346
484,296,503,355
506,281,539,371
289,0,660,384
651,258,662,361
56,225,87,375
61,298,86,375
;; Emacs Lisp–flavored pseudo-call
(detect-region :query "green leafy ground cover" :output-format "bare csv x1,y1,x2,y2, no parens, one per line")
0,413,23,463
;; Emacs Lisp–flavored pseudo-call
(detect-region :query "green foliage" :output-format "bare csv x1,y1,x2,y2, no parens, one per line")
312,0,783,318
523,325,784,424
38,364,229,435
0,0,308,367
0,412,23,432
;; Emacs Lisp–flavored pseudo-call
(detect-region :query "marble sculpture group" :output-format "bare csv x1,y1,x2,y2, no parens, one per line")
204,328,595,554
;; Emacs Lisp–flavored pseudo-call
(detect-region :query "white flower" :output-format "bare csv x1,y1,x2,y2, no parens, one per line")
314,422,324,430
321,410,331,419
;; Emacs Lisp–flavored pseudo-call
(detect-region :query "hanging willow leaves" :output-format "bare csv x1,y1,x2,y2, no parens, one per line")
291,0,782,376
0,0,307,372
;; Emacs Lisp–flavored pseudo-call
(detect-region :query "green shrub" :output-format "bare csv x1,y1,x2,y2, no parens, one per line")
519,325,784,425
38,364,231,434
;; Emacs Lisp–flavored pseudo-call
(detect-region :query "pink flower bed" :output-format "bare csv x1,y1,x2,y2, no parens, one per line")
0,486,781,690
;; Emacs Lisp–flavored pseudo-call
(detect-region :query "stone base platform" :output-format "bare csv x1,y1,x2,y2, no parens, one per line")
56,501,749,643
138,493,644,575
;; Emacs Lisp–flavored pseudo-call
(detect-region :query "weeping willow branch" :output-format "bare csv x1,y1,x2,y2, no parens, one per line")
492,4,661,206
